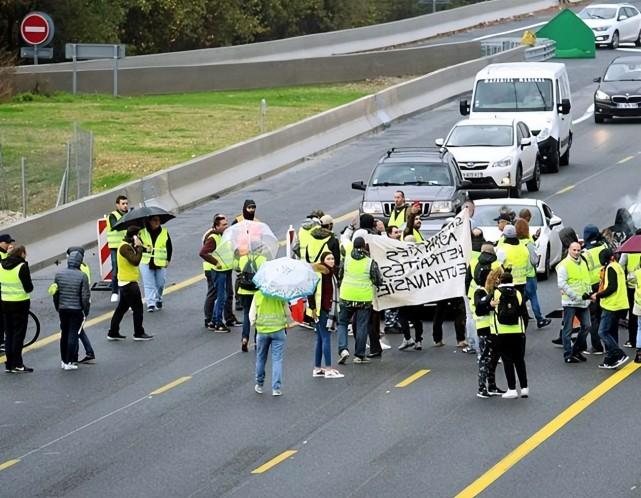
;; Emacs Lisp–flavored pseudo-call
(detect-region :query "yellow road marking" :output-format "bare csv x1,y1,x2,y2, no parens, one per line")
554,185,575,195
149,376,192,396
455,362,641,498
0,210,358,362
251,450,298,474
0,459,20,472
617,155,635,164
395,369,430,388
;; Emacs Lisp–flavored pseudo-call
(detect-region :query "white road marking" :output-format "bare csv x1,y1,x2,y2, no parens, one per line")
472,21,547,41
616,47,641,52
573,104,594,125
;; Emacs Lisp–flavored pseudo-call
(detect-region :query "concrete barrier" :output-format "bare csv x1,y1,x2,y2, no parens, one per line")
6,47,525,270
17,0,555,74
12,42,482,95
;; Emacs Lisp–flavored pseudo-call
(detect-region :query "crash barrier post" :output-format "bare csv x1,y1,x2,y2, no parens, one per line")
92,217,113,291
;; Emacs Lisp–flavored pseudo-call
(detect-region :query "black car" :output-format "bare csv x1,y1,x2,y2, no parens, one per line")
594,55,641,123
351,147,470,235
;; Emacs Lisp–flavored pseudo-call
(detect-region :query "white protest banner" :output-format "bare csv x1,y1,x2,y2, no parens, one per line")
367,210,471,310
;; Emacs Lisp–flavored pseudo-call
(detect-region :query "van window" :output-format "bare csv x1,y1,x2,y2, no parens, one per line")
473,78,554,112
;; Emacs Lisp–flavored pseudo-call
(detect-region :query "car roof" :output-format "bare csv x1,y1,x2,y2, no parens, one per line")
586,3,629,7
612,56,641,64
477,62,567,79
474,198,541,208
380,147,449,163
453,118,516,127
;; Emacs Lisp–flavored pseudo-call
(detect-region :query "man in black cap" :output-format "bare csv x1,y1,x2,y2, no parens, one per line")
0,234,14,354
494,212,513,233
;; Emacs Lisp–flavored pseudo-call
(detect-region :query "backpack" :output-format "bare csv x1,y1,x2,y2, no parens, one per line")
238,257,258,291
496,287,520,326
473,260,493,288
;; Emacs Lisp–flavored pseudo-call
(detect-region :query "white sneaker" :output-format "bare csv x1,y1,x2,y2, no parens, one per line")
254,384,263,394
502,389,519,399
398,338,415,350
380,339,392,350
63,363,78,371
272,389,282,396
520,387,529,398
110,293,119,303
60,361,66,369
147,306,156,313
324,369,344,379
338,349,350,364
312,368,325,378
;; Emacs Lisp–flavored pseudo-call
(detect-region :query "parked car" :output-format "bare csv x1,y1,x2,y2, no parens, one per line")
593,55,641,122
579,3,641,49
472,198,564,279
460,62,572,174
352,147,469,234
435,118,541,198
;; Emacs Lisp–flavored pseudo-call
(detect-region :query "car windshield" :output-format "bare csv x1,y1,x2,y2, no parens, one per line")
604,63,641,81
371,162,453,187
474,205,544,226
579,7,617,20
447,125,513,147
473,78,554,112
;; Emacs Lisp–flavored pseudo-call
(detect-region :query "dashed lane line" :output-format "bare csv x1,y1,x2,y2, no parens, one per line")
617,155,635,165
553,185,575,196
251,450,298,474
395,369,431,388
0,459,20,472
149,376,192,396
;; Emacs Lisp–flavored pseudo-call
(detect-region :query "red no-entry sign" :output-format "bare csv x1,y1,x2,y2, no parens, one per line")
20,12,54,46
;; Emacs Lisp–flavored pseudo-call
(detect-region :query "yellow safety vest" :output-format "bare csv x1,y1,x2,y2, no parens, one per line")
106,211,127,249
116,241,140,283
625,253,641,289
502,243,529,285
492,288,524,334
0,263,30,302
388,206,407,228
601,261,629,312
583,244,607,286
235,214,260,224
558,255,592,305
520,238,536,278
139,228,169,267
80,262,91,284
469,286,493,331
634,268,641,307
202,233,232,272
402,229,424,242
339,255,373,302
298,225,320,261
234,254,266,295
306,235,331,263
0,250,7,260
254,291,288,333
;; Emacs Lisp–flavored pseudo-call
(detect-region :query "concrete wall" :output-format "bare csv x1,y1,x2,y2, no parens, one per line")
16,0,555,74
5,47,525,270
12,42,481,95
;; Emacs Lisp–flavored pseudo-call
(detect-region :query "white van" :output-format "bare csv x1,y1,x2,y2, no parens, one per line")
460,62,572,173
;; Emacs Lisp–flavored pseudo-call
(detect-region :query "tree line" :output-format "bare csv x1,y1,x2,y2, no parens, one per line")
0,0,481,62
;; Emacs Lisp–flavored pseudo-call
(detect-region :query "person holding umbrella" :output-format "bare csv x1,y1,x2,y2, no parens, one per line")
139,215,173,313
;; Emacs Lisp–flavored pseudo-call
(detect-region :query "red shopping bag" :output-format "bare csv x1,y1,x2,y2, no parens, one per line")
290,298,305,323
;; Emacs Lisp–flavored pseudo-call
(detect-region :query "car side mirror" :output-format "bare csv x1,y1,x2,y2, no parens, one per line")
593,77,601,83
435,138,445,147
619,15,628,21
520,137,532,148
558,98,571,115
460,180,472,188
459,99,470,116
351,181,366,191
549,215,562,228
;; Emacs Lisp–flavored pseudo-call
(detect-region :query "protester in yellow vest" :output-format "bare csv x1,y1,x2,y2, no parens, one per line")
497,224,532,330
0,245,34,372
232,199,259,225
402,203,425,242
388,191,408,229
107,226,154,342
581,224,609,354
233,251,266,352
139,215,173,313
106,195,129,302
622,243,641,348
0,233,15,355
631,266,641,364
491,271,528,399
592,248,629,369
250,290,290,396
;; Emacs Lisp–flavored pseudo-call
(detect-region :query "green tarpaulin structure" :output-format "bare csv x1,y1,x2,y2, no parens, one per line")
537,9,595,59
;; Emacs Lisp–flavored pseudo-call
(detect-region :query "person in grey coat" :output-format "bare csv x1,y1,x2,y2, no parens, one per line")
52,249,90,370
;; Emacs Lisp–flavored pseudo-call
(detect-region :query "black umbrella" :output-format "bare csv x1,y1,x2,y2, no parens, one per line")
111,206,175,230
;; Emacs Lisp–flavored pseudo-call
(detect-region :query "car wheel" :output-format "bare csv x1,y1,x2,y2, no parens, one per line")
594,114,606,124
635,30,641,47
538,245,551,281
526,157,541,192
546,146,560,174
509,166,522,198
610,31,620,49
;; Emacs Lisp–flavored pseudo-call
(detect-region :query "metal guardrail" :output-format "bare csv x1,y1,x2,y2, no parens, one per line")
481,38,556,61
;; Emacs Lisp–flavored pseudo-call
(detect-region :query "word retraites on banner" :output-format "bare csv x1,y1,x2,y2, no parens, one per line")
367,210,472,310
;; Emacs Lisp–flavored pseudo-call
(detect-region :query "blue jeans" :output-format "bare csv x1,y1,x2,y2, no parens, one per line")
636,313,641,351
211,270,228,324
561,306,590,359
110,249,119,293
315,310,332,368
336,303,371,358
240,294,254,341
78,328,95,358
140,265,166,307
525,277,543,322
598,309,625,363
256,330,286,390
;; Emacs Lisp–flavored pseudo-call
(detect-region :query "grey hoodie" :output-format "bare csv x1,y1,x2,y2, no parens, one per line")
53,250,90,314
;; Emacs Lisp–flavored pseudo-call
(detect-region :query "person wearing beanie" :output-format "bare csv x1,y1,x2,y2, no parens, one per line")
229,200,259,315
107,226,153,341
306,214,340,267
497,224,531,330
233,199,258,225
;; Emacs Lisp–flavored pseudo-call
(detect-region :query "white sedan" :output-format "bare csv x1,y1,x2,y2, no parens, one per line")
579,4,641,49
472,198,564,280
435,118,540,198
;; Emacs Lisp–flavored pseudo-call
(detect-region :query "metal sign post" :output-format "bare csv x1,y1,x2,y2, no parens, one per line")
65,43,126,96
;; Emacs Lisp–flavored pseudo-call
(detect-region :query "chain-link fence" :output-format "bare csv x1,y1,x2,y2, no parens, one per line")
0,125,93,225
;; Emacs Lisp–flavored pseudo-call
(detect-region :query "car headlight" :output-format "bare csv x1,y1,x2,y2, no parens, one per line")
593,26,610,32
431,201,453,213
362,201,383,214
595,89,610,101
536,128,550,142
491,156,512,168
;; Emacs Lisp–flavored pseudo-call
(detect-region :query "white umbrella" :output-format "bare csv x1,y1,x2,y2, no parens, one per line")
252,257,319,301
221,220,279,260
